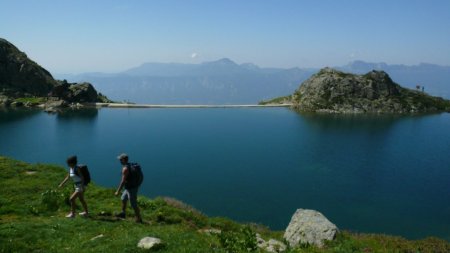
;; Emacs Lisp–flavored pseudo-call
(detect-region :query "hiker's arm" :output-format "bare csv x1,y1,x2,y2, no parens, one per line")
115,167,129,196
58,174,70,188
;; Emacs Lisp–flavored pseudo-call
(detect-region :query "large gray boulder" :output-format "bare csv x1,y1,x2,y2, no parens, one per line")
50,80,110,103
67,82,99,103
137,237,163,250
284,209,338,248
44,100,67,109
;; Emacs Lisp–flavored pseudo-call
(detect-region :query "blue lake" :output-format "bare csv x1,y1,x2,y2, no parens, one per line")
1,108,449,240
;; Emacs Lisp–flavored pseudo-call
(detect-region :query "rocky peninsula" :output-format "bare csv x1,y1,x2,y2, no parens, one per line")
262,68,450,113
0,38,110,110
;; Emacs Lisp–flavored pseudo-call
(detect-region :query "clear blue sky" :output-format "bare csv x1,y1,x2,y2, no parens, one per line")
1,0,449,73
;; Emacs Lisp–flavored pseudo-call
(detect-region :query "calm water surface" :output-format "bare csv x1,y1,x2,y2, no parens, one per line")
1,108,449,240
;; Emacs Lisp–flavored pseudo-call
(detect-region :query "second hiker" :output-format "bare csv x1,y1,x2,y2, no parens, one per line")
114,153,144,223
58,155,90,218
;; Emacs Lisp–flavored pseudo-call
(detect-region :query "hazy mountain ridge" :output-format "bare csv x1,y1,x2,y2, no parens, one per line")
57,60,450,104
123,58,303,77
59,58,315,104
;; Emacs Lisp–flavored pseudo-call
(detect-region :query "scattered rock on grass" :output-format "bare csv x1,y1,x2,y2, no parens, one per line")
256,233,286,252
137,237,163,250
198,228,222,235
11,101,23,107
98,211,112,216
90,234,104,241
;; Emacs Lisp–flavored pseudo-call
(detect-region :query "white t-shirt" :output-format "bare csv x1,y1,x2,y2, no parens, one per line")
69,167,82,184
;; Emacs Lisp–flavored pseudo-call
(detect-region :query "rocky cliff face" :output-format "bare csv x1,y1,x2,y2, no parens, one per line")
291,68,450,113
0,38,110,106
0,38,57,97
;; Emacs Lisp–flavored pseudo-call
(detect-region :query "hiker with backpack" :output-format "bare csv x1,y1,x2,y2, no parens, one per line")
58,155,90,218
114,153,143,223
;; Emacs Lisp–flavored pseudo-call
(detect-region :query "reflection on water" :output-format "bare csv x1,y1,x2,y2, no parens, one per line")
294,110,441,132
0,108,100,124
56,108,99,121
0,108,41,124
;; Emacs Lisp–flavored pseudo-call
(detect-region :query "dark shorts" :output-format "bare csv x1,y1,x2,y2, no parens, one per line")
74,182,85,193
121,187,139,209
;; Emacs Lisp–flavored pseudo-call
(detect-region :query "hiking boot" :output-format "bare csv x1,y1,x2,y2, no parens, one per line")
79,212,89,217
115,212,126,219
65,213,75,218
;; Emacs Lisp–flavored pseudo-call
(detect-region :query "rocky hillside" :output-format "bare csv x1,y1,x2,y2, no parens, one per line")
264,68,450,113
0,38,57,96
0,38,110,107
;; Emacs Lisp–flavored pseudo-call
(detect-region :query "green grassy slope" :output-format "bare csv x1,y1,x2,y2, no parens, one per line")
0,156,449,253
258,95,292,105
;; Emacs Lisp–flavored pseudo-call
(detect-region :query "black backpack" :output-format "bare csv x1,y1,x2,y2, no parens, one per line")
125,163,144,189
75,165,91,186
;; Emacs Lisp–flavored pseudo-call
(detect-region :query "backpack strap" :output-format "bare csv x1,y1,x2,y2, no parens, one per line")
73,165,80,176
125,163,132,178
74,165,84,181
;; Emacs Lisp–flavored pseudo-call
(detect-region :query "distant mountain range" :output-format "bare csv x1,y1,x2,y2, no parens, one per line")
56,59,450,104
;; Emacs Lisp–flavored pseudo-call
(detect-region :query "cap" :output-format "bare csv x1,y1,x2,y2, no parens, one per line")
117,153,128,160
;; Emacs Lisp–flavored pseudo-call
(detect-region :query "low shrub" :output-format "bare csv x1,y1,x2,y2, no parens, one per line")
217,226,257,253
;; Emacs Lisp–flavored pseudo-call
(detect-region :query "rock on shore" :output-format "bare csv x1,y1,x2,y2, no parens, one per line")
284,209,338,248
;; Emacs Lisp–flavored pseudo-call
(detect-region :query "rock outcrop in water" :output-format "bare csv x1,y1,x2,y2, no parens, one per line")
263,67,450,113
50,80,106,103
0,38,110,107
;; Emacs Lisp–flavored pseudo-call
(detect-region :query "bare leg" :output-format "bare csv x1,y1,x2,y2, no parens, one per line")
78,192,88,214
134,206,142,222
67,191,82,217
121,200,127,214
69,191,79,214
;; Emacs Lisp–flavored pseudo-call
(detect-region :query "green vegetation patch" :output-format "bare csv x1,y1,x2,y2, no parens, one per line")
0,156,449,252
13,97,47,104
259,95,292,105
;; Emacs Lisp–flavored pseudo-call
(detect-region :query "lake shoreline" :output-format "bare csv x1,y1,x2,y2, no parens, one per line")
2,107,450,241
91,102,293,109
